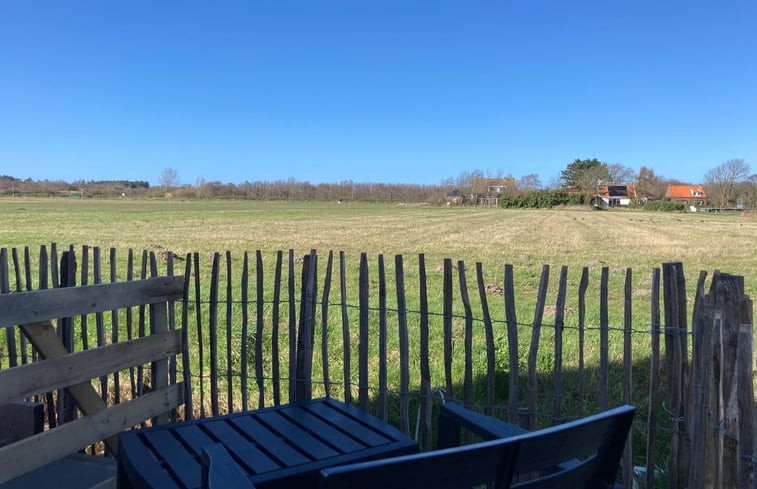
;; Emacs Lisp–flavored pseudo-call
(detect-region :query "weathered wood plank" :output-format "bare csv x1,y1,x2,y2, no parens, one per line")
1,327,182,403
553,265,568,425
0,277,184,329
271,250,283,406
358,253,369,411
443,258,454,401
225,251,234,412
0,383,184,485
418,254,432,451
377,254,387,421
458,261,474,409
527,264,549,430
339,251,352,405
504,264,519,424
476,262,495,415
577,266,589,418
622,267,633,489
15,319,119,453
256,250,265,409
193,252,205,418
321,251,334,400
241,252,250,412
599,266,609,411
395,254,410,435
209,253,220,417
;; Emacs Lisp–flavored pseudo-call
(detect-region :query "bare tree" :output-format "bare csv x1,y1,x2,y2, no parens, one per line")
607,163,635,184
703,158,750,206
518,173,542,191
159,168,180,188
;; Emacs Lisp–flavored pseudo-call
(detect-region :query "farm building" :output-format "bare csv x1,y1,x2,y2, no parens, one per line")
665,185,707,210
595,184,637,207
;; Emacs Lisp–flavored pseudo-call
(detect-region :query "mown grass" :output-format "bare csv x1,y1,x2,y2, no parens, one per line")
1,197,755,476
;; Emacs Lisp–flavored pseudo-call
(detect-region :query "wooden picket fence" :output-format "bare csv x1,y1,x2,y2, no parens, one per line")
0,244,754,488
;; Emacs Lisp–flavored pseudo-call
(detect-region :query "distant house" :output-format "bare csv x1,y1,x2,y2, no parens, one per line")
595,184,637,207
665,185,707,209
446,189,463,206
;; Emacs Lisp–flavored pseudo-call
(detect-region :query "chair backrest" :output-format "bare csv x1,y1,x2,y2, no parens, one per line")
317,437,518,489
0,276,188,484
507,405,634,489
439,402,635,489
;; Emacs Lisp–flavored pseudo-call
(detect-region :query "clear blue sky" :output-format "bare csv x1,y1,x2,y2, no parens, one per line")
2,1,755,187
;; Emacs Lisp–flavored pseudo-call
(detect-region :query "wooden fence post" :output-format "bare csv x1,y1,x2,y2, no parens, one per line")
663,262,689,489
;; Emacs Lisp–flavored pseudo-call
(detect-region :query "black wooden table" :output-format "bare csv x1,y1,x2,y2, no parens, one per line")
117,397,418,489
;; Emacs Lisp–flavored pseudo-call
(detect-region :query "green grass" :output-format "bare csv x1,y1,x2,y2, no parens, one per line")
1,197,755,473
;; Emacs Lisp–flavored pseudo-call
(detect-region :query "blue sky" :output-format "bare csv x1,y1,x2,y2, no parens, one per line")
1,1,755,187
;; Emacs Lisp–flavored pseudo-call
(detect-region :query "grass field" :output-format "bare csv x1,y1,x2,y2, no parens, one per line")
2,197,755,296
2,197,755,480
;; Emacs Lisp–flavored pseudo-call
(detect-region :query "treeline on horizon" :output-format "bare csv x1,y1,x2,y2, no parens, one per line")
1,168,755,208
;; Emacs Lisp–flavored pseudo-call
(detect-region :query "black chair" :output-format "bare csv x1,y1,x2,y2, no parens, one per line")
317,436,519,489
438,402,636,489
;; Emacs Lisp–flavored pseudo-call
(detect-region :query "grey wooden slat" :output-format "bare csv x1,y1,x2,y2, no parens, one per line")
288,250,297,404
418,254,432,451
358,253,369,411
457,260,473,409
475,262,496,415
599,266,609,411
622,267,633,489
1,329,182,402
271,250,283,406
80,245,89,352
377,254,386,421
255,250,265,409
443,258,453,401
321,251,334,399
209,253,220,417
339,251,351,404
181,256,194,421
553,265,568,425
193,252,205,418
241,252,250,412
646,268,661,489
577,266,589,418
226,251,234,413
504,264,519,424
0,277,185,329
395,254,409,435
527,264,549,430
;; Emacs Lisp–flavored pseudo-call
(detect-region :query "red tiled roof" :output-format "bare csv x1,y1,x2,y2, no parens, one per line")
666,185,707,199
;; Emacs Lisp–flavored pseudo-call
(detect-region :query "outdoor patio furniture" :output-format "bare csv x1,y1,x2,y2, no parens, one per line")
201,402,635,489
436,402,636,488
118,397,419,489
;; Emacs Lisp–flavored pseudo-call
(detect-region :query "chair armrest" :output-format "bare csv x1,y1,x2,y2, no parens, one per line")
201,443,256,489
438,402,528,449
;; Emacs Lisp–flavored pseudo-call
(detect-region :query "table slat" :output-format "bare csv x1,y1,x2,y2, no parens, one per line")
230,416,311,466
143,430,200,489
282,405,367,452
256,409,339,460
202,419,281,474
